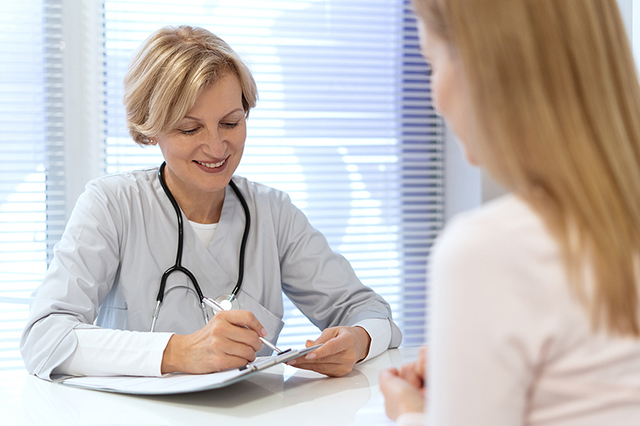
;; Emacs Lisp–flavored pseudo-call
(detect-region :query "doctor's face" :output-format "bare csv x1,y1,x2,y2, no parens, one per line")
153,72,247,204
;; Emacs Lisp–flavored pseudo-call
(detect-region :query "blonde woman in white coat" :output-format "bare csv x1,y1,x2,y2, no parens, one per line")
21,26,401,380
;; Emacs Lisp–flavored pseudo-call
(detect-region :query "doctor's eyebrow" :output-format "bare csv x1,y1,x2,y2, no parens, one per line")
182,109,244,123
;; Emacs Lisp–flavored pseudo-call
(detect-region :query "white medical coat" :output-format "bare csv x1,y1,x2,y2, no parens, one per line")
21,169,402,378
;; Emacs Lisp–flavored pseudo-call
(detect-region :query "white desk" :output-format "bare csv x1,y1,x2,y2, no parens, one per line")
2,347,419,426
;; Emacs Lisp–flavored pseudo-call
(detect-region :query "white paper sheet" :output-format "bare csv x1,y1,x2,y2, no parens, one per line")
58,345,321,395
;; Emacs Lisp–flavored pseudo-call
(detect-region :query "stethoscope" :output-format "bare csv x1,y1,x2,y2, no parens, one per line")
150,161,251,332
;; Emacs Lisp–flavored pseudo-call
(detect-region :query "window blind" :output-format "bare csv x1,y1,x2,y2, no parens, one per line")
0,1,442,373
104,0,443,347
0,0,64,371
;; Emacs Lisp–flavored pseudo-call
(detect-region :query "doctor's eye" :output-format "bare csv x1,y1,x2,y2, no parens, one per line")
179,127,200,135
221,121,240,129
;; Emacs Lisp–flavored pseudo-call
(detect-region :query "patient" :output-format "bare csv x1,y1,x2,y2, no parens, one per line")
380,0,640,424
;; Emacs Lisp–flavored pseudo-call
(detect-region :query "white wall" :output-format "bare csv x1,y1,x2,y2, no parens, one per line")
618,0,632,38
61,0,105,219
618,0,640,68
443,127,481,220
443,127,507,221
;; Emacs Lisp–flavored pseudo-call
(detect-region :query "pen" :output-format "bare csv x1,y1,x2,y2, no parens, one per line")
202,297,284,354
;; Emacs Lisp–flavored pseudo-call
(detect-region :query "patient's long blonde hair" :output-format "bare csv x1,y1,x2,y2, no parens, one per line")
415,0,640,335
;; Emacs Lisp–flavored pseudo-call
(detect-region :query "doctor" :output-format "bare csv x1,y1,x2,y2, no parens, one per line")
21,25,401,379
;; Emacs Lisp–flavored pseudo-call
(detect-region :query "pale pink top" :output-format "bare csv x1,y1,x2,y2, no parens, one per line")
398,195,640,426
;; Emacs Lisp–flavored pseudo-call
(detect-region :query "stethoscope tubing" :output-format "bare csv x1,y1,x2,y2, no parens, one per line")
151,162,250,331
228,177,251,298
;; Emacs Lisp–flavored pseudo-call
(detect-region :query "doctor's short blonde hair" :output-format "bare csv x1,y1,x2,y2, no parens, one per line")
124,25,258,145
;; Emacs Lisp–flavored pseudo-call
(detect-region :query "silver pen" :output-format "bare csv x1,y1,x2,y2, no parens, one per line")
202,297,285,354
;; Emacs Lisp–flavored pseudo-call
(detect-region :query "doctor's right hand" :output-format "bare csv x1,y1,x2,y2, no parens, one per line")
160,310,266,374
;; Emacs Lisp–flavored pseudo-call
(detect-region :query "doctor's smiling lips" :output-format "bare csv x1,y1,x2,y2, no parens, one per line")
193,157,230,174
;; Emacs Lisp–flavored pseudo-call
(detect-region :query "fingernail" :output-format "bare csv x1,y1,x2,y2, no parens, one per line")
287,360,296,366
261,328,268,337
305,353,316,360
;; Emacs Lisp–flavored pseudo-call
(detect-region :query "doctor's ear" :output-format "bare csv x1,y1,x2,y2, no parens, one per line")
149,138,157,145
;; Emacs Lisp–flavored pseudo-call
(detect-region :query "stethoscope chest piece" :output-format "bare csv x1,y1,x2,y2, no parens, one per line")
215,294,241,310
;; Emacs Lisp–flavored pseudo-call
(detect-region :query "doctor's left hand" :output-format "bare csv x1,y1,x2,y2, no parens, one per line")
287,326,371,377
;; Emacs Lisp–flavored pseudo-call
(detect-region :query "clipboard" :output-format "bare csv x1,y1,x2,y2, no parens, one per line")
57,344,322,395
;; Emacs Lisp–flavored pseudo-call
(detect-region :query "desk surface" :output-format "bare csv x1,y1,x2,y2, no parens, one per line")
2,347,418,426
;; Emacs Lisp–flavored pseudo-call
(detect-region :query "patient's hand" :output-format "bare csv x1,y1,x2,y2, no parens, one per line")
379,346,427,420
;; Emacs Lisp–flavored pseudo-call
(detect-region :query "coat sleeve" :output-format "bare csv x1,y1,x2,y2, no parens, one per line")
273,191,402,348
20,180,123,379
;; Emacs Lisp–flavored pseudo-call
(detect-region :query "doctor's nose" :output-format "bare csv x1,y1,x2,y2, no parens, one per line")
201,130,226,157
